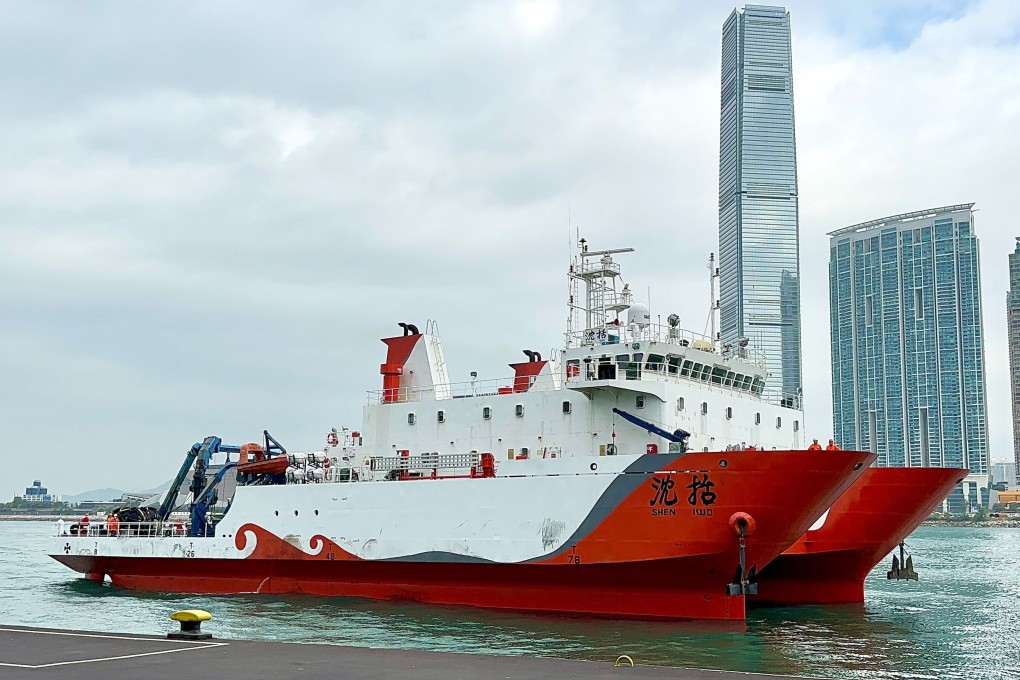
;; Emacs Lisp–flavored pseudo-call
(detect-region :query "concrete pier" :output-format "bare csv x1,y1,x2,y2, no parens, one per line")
0,626,799,679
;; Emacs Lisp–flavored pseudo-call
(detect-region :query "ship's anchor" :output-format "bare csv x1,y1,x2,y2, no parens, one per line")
887,541,918,581
725,512,758,596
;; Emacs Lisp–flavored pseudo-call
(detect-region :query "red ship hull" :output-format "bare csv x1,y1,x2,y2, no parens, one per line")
752,466,966,606
52,450,874,621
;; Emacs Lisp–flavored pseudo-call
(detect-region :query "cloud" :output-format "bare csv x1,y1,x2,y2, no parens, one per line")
1,0,1017,499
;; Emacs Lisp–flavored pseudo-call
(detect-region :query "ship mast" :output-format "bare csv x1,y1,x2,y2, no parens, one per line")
708,252,720,352
566,238,634,348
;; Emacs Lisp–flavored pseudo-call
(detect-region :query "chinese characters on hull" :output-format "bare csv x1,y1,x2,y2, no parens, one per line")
650,473,718,517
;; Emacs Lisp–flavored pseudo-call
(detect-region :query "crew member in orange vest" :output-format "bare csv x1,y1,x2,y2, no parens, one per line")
106,513,120,537
808,438,822,451
826,439,841,451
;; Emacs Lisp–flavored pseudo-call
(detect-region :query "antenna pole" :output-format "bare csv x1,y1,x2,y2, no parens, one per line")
708,253,716,351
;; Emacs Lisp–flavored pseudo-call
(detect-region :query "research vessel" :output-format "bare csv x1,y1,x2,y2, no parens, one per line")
50,244,874,620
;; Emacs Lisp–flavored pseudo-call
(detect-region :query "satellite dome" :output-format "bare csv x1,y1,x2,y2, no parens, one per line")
627,303,650,328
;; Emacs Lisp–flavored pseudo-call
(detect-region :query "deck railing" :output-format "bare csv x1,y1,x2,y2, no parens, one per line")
366,373,560,405
53,520,193,538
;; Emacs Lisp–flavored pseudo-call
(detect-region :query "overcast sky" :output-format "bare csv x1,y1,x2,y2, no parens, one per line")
2,0,1018,499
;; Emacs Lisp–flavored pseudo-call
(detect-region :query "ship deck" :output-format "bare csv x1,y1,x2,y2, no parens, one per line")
0,625,798,679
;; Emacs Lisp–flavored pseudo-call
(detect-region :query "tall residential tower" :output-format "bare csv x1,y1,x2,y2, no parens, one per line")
829,205,991,510
718,4,802,406
1007,238,1020,485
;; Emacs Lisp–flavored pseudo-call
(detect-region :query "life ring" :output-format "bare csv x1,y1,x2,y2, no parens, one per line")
728,512,756,537
327,432,339,447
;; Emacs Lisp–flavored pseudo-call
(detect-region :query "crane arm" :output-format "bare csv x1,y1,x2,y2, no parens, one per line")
611,408,691,446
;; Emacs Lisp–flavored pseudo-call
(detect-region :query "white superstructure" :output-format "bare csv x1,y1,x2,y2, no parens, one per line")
360,242,804,464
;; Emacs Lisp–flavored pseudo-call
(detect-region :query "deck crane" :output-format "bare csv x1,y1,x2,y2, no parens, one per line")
611,408,690,452
157,430,286,537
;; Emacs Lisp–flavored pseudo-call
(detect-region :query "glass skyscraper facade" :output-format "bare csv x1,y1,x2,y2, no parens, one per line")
718,4,802,406
829,205,991,510
1007,239,1020,485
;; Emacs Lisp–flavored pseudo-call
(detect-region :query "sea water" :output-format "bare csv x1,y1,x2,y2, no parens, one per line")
1,521,1017,679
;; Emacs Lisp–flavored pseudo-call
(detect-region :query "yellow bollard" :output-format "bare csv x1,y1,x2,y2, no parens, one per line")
168,609,213,640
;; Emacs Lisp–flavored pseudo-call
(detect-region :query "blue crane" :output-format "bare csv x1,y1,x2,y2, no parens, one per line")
612,408,691,452
157,431,286,537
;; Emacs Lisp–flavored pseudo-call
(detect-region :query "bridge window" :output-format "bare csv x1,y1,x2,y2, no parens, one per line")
681,360,693,377
482,406,491,420
617,353,643,380
725,407,733,420
437,410,445,423
408,413,416,425
646,354,665,372
562,401,572,414
711,367,727,384
667,356,681,375
515,404,525,418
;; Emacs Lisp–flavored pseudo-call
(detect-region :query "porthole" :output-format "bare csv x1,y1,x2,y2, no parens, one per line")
725,406,733,420
701,402,708,415
408,413,416,425
562,401,572,414
274,510,279,516
482,406,492,420
677,397,685,411
294,510,299,516
794,420,800,432
314,510,319,516
437,410,445,423
636,395,645,409
515,404,525,418
776,417,782,429
755,412,761,425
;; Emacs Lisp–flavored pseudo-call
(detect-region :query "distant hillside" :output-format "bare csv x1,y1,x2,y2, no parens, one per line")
137,479,173,496
62,488,124,503
64,478,173,504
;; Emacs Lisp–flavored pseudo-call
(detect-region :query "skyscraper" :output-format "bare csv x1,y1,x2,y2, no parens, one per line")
718,4,802,407
829,204,991,510
1008,239,1020,486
